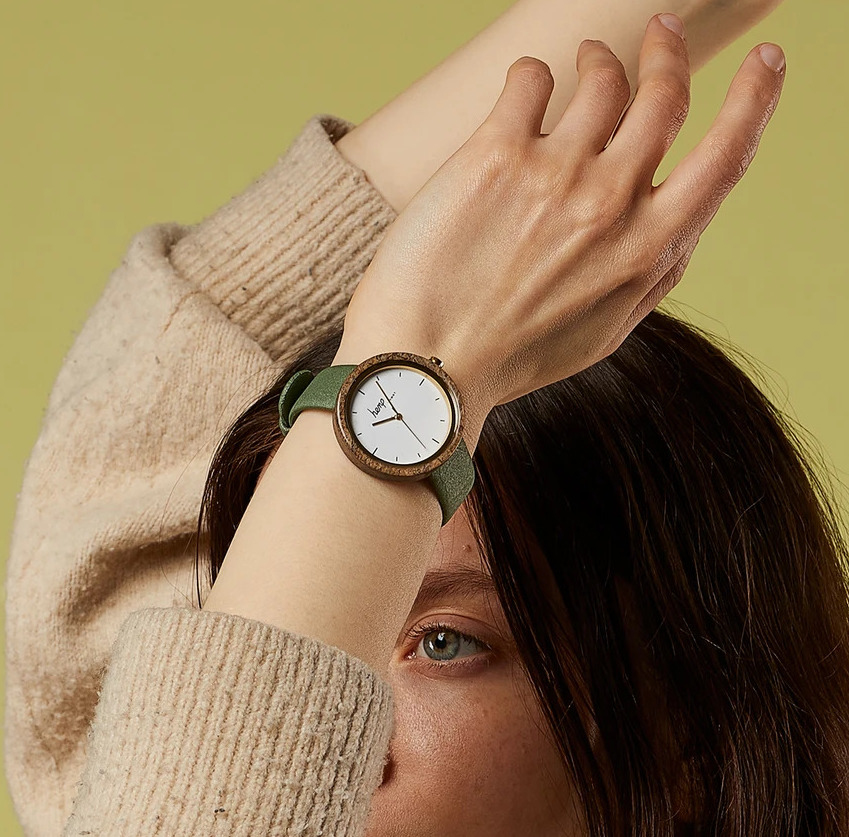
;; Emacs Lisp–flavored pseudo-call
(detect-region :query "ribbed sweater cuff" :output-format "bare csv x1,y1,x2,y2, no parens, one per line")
167,113,398,362
62,607,394,836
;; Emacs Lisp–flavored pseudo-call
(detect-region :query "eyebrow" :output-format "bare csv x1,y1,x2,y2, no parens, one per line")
411,566,498,610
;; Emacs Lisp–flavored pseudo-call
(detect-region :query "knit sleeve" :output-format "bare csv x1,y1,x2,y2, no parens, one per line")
4,113,398,836
60,608,394,836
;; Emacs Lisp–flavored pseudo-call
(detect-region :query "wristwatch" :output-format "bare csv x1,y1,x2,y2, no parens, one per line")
278,351,476,526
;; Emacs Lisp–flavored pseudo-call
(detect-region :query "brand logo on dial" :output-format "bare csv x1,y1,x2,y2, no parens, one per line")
367,397,387,419
367,391,397,419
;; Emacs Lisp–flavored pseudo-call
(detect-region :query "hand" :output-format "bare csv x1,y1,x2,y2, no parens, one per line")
336,13,785,430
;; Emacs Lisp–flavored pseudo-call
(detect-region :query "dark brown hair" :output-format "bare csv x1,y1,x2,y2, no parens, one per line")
195,307,849,835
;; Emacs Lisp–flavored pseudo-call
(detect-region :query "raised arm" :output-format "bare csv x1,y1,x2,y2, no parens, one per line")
335,0,785,213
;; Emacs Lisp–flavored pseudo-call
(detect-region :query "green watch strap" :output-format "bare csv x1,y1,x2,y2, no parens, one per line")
277,365,476,526
279,365,357,431
426,437,476,527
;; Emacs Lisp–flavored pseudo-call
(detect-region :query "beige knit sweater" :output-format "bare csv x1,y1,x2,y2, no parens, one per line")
5,113,402,836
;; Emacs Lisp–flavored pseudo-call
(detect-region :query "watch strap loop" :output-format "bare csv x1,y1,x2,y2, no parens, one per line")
278,369,313,436
278,366,357,436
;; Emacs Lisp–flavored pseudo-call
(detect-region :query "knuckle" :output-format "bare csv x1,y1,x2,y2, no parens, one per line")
469,130,527,179
707,135,752,188
588,163,637,227
585,64,631,100
645,74,690,116
583,188,633,238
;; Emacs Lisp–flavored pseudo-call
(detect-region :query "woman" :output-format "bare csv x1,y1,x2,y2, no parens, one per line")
6,3,845,837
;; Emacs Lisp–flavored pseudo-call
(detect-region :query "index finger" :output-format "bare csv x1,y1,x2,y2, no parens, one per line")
651,43,785,233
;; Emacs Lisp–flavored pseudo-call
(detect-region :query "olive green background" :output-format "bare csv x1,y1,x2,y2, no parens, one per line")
1,0,845,831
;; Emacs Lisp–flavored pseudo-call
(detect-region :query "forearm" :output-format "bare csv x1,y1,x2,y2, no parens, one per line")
201,336,487,680
335,0,784,213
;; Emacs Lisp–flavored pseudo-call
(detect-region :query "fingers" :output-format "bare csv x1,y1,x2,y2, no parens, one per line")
651,43,785,237
548,39,632,154
604,14,691,184
484,56,555,138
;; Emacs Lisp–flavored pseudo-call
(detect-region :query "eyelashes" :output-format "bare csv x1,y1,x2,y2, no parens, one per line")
403,620,493,672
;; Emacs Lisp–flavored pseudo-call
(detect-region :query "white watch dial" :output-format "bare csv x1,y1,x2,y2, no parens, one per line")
347,364,454,465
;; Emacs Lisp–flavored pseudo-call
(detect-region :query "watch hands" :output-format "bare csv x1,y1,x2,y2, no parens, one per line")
374,379,426,448
375,380,397,411
399,416,426,448
370,413,425,448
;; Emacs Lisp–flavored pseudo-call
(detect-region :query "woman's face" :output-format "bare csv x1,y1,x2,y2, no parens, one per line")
362,504,584,837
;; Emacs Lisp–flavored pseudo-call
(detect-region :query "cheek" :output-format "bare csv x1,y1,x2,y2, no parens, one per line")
363,663,584,837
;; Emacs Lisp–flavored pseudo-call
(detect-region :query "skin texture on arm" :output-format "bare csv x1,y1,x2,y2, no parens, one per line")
335,0,785,213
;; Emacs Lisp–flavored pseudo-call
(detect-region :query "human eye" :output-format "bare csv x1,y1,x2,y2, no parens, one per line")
402,620,494,674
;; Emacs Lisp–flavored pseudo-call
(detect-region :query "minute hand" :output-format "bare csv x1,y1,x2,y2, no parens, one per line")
374,380,426,449
399,415,426,449
375,380,399,413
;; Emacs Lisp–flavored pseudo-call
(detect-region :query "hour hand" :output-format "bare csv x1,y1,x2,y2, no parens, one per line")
372,415,399,427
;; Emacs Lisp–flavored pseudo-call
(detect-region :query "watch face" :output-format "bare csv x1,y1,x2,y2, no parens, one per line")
347,364,454,466
333,352,464,481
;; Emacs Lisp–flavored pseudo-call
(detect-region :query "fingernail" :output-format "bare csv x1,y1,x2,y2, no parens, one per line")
759,44,785,72
658,13,685,38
